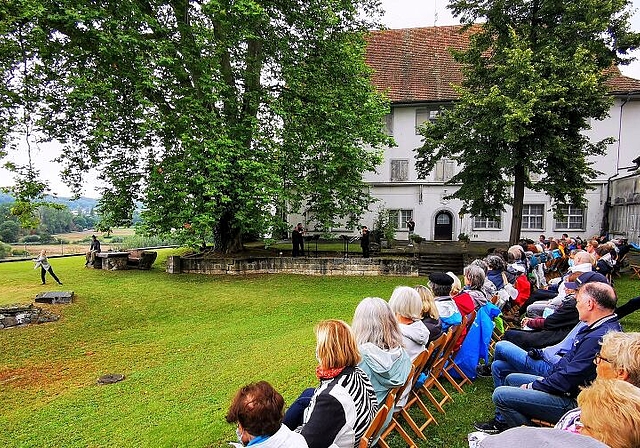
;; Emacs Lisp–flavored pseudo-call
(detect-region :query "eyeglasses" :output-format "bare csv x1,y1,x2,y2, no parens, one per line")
594,352,612,365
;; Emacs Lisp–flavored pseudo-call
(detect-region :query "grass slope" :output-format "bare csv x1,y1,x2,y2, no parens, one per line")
0,251,638,447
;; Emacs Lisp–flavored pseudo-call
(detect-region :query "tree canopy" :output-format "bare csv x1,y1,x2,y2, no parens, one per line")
0,0,392,252
415,0,640,244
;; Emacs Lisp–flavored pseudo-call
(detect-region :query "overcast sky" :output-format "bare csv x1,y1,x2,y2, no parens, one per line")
2,0,639,198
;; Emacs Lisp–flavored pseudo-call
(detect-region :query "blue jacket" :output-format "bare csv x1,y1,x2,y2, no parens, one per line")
453,303,501,380
532,314,621,398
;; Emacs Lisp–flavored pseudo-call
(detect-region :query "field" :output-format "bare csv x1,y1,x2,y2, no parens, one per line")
9,228,136,257
0,251,638,447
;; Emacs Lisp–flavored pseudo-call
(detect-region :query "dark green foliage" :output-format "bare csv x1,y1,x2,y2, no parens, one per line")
0,0,392,253
416,0,640,244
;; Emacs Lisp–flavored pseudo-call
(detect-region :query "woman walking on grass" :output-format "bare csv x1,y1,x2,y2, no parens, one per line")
34,250,62,285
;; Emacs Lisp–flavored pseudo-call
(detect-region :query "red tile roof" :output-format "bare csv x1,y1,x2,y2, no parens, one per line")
365,25,640,104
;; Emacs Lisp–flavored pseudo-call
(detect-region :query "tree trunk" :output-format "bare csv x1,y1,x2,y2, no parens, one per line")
509,164,526,245
215,210,243,254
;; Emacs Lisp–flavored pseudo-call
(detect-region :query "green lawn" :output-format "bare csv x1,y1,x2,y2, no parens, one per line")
1,251,638,447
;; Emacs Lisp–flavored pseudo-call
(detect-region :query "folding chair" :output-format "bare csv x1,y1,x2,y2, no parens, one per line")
398,335,450,439
419,328,456,414
378,365,419,448
359,388,398,448
441,310,476,393
631,264,640,280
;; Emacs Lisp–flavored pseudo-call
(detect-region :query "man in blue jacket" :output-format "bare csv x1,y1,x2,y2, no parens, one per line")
474,281,621,433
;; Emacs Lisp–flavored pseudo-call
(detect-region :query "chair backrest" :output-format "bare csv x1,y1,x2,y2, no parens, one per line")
422,330,450,374
428,326,456,378
358,403,390,448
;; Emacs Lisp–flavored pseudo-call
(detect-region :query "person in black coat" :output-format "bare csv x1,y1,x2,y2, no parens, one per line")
292,223,304,257
360,226,370,258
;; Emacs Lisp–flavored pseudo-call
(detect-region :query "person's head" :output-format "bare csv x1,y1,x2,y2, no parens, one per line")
447,272,462,295
575,282,617,324
586,239,599,253
573,250,594,266
564,271,609,290
40,249,46,256
428,272,455,297
92,235,97,240
463,264,485,290
315,319,360,369
595,245,610,258
507,245,524,262
539,234,546,242
485,255,506,271
415,285,439,320
225,381,285,444
577,379,640,448
596,332,640,387
352,297,404,350
469,258,488,274
562,233,569,240
389,286,423,322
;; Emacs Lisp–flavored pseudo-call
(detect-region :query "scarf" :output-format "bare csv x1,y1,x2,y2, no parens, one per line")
315,365,345,380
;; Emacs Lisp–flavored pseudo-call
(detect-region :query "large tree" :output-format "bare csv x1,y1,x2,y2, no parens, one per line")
416,0,640,244
0,0,392,252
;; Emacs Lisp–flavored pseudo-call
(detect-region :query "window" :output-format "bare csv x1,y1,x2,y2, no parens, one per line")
389,209,413,229
383,113,393,135
473,215,501,230
555,205,584,230
434,159,455,182
390,159,409,181
415,108,440,134
522,204,544,230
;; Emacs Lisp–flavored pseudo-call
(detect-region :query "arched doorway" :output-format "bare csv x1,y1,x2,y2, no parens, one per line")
434,211,453,240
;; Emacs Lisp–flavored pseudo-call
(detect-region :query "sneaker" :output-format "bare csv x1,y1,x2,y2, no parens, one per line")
476,363,492,377
473,418,508,434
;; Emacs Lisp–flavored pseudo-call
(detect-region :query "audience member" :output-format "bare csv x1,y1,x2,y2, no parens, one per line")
429,273,462,331
460,263,490,309
352,297,411,406
226,381,308,447
283,320,377,448
474,282,620,432
415,285,443,342
389,286,430,360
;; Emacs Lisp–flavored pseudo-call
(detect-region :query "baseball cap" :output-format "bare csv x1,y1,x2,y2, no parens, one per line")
564,271,609,290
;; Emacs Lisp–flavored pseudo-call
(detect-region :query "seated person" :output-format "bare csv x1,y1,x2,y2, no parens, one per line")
428,272,462,331
389,286,430,361
469,258,497,300
594,245,615,277
555,331,640,432
474,282,620,433
85,234,101,266
283,320,377,448
352,297,411,406
521,251,593,316
472,378,640,448
415,285,443,342
485,254,507,291
226,380,308,447
505,262,530,309
501,272,583,350
457,263,490,310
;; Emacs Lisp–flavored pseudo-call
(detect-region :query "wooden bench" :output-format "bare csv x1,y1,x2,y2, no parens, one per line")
126,250,158,270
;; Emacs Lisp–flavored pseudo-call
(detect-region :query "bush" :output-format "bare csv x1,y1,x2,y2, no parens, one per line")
0,241,11,258
411,233,425,244
21,234,41,243
11,249,30,257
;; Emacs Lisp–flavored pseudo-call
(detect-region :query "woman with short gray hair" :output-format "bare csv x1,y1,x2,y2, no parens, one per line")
389,286,430,360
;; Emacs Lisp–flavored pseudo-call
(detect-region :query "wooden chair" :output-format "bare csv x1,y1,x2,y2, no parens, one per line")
359,388,398,448
441,310,477,393
398,334,450,439
378,365,419,448
418,328,456,414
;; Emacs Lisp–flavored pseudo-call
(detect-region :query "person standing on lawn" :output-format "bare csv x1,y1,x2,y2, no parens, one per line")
34,249,62,285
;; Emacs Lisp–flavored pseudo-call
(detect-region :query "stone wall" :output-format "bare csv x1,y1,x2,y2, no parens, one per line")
167,256,419,277
0,304,59,329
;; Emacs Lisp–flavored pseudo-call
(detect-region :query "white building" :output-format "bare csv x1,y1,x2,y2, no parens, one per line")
362,26,640,243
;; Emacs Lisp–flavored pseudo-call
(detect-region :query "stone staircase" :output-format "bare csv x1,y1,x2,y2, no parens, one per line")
418,253,465,276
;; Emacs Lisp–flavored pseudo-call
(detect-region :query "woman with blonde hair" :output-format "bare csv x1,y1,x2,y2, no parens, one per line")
389,286,430,360
284,320,377,448
415,285,443,342
33,249,63,286
577,378,640,448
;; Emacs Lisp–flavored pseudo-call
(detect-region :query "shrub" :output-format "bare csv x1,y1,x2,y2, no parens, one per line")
0,241,11,258
21,234,41,243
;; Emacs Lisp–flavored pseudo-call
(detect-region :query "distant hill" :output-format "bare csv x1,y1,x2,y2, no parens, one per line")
0,192,99,213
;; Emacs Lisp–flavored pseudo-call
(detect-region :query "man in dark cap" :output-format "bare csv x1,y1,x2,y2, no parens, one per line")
428,272,461,330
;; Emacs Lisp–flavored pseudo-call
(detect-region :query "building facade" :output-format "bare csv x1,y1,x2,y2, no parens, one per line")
360,26,640,243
